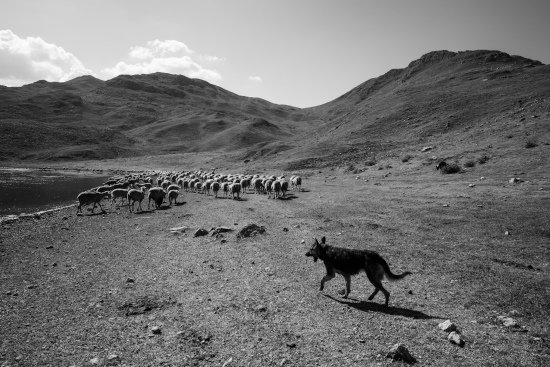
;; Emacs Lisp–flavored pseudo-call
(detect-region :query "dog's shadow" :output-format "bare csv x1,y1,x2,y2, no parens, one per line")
324,295,443,320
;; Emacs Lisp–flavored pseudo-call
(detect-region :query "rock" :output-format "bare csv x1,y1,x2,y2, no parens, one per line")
300,240,305,244
46,245,54,249
237,224,266,238
509,177,522,184
169,226,188,233
438,320,457,332
282,227,289,232
194,228,209,237
126,277,135,283
448,331,465,347
151,326,162,334
106,354,121,365
497,316,518,327
255,305,267,312
504,231,510,236
211,226,232,236
442,204,449,207
421,146,433,152
468,184,475,187
386,343,416,363
89,357,100,365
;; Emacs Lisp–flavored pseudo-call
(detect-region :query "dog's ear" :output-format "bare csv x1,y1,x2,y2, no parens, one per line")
313,238,319,245
319,236,327,248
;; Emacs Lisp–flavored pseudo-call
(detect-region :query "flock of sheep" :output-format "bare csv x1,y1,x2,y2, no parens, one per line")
76,170,303,214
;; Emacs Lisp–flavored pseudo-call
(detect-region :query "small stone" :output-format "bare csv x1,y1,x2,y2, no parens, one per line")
27,284,36,289
468,184,475,187
438,320,457,332
151,326,162,334
89,357,100,365
194,228,209,237
443,204,448,207
125,277,135,283
255,305,267,312
386,343,416,363
46,245,54,249
62,216,69,220
300,240,305,244
504,231,509,236
448,331,465,347
106,354,121,365
282,228,289,232
497,316,517,327
286,342,296,348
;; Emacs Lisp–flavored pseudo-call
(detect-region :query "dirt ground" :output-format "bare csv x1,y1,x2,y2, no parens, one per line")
1,159,549,366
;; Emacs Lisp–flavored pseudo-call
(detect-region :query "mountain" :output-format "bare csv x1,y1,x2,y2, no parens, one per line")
0,50,548,171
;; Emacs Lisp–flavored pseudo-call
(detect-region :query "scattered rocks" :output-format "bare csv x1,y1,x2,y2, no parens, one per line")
386,343,417,364
438,320,457,332
497,316,518,327
194,228,209,237
211,226,232,236
237,224,266,238
448,331,465,347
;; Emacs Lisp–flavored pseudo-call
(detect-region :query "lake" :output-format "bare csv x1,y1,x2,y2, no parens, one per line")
0,168,112,216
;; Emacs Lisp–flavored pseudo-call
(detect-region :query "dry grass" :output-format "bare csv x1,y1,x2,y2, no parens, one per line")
1,158,549,366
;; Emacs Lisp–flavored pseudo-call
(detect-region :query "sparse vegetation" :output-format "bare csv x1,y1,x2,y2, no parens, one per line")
525,139,538,148
439,162,461,174
464,159,476,168
477,155,491,164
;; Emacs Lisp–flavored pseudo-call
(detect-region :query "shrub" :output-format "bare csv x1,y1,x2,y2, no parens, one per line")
525,139,538,148
401,154,413,163
464,160,476,168
439,162,461,174
477,155,490,164
365,159,376,166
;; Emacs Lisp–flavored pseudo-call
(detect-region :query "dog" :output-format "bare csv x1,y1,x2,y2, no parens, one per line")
305,236,411,307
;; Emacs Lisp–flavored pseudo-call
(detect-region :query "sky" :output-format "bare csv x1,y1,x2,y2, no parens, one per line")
1,0,549,108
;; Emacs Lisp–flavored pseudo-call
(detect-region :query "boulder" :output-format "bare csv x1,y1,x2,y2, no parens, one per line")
448,331,465,347
386,343,416,364
438,320,457,332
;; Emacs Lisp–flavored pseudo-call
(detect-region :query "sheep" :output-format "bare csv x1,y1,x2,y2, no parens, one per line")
229,183,241,200
76,191,110,214
271,180,282,199
111,188,129,206
211,182,220,198
168,190,179,206
204,179,213,196
136,182,152,191
221,182,230,198
265,180,274,198
95,185,114,193
291,176,302,191
253,178,264,194
148,187,166,210
182,180,190,192
280,180,289,197
127,188,146,212
240,178,250,194
166,184,180,192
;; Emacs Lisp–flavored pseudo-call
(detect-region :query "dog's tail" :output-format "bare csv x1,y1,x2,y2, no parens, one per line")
380,257,411,281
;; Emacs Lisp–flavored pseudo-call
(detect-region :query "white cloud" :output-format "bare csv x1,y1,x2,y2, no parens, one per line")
249,76,262,82
200,54,226,63
101,39,222,83
0,29,93,86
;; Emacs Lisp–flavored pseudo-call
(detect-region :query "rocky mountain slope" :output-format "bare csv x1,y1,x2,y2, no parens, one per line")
1,50,548,170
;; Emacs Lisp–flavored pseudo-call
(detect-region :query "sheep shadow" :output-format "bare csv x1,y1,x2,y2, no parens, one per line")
173,202,186,206
324,295,443,320
133,209,154,215
77,211,106,217
277,194,298,201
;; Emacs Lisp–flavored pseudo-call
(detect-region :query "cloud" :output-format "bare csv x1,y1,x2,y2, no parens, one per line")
249,76,262,82
0,29,93,86
199,54,226,63
101,39,222,83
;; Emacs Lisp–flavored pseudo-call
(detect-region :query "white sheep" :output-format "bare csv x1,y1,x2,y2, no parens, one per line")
168,190,179,206
211,182,220,198
291,176,302,191
229,183,242,200
110,188,129,206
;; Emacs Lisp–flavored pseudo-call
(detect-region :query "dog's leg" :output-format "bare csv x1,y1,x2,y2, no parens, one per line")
366,268,391,307
320,273,334,291
342,275,351,298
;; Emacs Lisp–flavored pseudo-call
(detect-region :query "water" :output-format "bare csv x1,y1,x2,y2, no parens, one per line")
0,168,112,216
